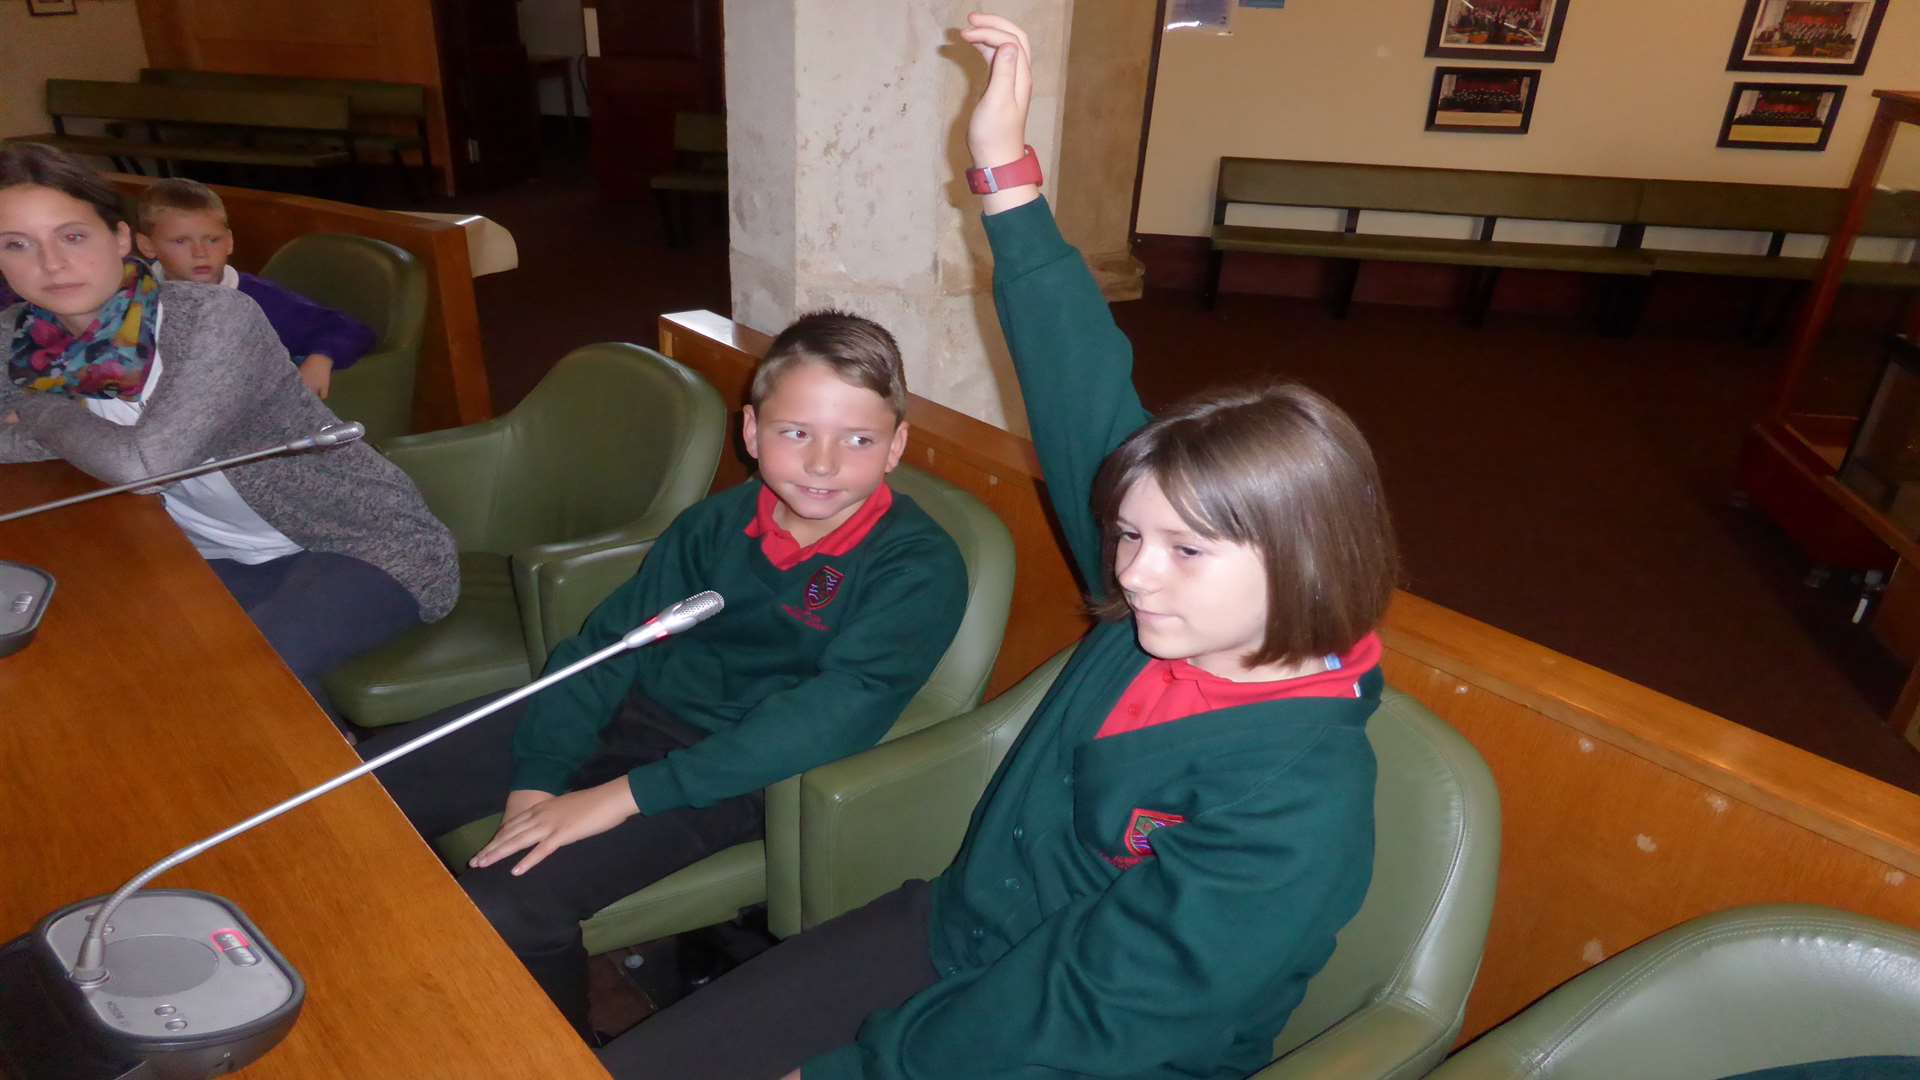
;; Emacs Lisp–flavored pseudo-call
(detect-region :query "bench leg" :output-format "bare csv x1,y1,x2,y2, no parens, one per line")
654,189,684,248
1203,248,1225,310
1597,277,1648,339
395,148,427,203
1327,259,1361,320
1462,267,1500,329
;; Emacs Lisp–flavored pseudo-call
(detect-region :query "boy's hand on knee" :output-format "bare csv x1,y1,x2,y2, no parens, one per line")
472,778,639,876
297,355,335,399
502,788,556,821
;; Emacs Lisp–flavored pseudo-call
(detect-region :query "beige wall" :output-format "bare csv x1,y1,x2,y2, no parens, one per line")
1138,0,1920,238
0,1,149,139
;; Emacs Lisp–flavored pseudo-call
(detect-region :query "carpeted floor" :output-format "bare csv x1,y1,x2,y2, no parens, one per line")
434,148,1920,793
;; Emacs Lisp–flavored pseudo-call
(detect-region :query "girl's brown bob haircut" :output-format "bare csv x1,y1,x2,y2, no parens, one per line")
0,142,128,233
1091,380,1399,668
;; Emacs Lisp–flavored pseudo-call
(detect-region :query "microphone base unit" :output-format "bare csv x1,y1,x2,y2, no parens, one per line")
0,891,303,1080
0,561,54,659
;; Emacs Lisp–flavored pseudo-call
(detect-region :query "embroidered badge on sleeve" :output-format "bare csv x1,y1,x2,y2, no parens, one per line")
1108,808,1186,869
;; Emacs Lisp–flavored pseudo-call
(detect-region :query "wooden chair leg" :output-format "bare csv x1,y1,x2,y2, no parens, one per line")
1327,259,1361,320
1203,248,1225,310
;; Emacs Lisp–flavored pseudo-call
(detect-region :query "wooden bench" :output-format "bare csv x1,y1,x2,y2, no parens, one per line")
1209,157,1920,332
1209,157,1651,328
14,79,356,192
139,69,434,199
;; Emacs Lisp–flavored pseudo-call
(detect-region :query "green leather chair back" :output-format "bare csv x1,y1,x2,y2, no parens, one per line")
464,343,722,557
1257,688,1502,1079
258,233,426,444
875,465,1016,733
1430,905,1920,1080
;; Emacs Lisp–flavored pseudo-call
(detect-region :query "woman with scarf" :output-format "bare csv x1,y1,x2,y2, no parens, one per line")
0,143,457,729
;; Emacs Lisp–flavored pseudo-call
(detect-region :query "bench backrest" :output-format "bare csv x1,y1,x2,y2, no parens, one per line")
46,79,351,133
1218,156,1920,243
139,69,426,120
1217,156,1643,224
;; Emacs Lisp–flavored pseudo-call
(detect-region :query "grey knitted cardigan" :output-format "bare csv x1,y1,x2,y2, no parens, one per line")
0,283,458,621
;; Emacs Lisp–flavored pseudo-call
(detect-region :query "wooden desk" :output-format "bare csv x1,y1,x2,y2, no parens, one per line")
0,462,605,1078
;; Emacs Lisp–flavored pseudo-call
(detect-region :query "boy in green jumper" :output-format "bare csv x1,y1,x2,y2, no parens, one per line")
597,14,1401,1080
365,311,968,1040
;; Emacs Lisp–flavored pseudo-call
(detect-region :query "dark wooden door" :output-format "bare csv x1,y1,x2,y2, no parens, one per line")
435,0,541,192
586,0,723,200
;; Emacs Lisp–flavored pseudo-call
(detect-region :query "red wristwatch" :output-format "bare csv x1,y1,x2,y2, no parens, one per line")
966,145,1043,195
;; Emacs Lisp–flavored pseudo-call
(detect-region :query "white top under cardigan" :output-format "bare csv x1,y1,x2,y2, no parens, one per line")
82,303,302,564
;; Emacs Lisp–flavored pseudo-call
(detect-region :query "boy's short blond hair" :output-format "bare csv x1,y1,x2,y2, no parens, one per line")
751,310,909,423
134,179,227,234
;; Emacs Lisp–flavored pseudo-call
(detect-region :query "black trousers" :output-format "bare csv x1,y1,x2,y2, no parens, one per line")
596,880,939,1080
359,691,766,1039
209,551,419,731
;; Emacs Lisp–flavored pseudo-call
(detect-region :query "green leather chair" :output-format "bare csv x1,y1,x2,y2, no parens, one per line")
324,343,727,728
1430,905,1920,1080
434,463,1018,953
257,233,427,445
791,654,1502,1078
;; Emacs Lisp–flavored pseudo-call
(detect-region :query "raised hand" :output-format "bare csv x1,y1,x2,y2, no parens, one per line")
959,13,1035,173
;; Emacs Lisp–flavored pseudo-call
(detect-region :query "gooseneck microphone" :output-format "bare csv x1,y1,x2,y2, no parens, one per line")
1,590,722,1080
0,422,366,525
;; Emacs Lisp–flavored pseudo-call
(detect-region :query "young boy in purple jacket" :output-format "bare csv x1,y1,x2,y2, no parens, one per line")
133,179,375,400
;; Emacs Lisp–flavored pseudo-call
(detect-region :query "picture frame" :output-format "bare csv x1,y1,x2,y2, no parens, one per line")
1426,0,1571,63
26,0,78,14
1426,67,1540,135
1717,82,1846,151
1727,0,1888,76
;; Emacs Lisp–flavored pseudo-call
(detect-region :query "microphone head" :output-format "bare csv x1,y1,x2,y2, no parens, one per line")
662,590,724,633
314,422,366,447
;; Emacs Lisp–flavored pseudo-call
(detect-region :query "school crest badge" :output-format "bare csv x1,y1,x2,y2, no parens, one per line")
1123,808,1186,858
804,565,846,611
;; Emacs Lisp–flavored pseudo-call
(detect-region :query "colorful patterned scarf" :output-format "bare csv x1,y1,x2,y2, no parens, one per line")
7,258,160,401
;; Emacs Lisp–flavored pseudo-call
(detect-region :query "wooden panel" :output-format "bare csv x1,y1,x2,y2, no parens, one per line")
659,307,1920,1045
110,174,494,432
659,311,1092,696
134,0,454,195
1381,591,1920,1041
0,462,603,1078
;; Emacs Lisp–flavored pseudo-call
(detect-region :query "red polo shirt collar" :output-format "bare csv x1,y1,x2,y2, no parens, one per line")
1097,631,1383,739
744,481,895,571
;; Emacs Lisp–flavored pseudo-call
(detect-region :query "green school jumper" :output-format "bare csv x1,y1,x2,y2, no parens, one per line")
510,479,967,814
805,199,1381,1080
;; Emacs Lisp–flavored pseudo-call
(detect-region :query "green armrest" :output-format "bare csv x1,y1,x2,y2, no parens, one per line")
1431,905,1920,1080
790,647,1074,933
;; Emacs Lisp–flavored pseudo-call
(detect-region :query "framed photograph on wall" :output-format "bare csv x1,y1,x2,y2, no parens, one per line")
1426,0,1571,63
1727,0,1888,76
26,0,78,14
1717,82,1846,151
1426,68,1541,134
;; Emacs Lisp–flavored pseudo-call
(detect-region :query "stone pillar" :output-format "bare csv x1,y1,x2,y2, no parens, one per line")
1053,0,1157,302
725,0,1073,430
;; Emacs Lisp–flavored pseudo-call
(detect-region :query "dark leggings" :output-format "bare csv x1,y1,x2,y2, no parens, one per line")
208,551,419,728
595,880,939,1080
359,692,766,1041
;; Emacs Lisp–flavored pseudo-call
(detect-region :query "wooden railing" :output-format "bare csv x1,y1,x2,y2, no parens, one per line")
108,175,493,432
659,308,1920,1042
